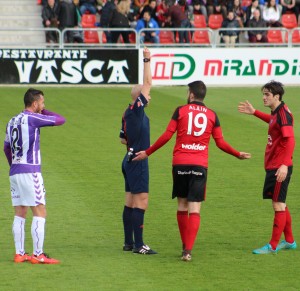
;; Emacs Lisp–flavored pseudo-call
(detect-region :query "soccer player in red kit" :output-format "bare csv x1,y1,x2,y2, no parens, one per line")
133,80,251,261
239,80,297,254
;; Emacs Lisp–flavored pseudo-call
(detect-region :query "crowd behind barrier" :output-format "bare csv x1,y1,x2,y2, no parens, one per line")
1,0,300,49
0,26,299,48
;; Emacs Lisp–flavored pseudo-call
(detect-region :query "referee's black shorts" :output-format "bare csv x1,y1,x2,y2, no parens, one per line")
263,166,293,202
172,165,207,202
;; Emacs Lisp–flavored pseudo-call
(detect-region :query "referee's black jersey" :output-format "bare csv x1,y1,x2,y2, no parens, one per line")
120,93,150,152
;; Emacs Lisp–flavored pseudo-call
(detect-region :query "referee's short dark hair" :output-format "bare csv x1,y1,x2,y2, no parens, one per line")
24,88,44,107
188,80,207,100
261,80,284,101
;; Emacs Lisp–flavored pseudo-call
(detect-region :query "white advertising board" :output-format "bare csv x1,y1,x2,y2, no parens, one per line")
139,48,300,86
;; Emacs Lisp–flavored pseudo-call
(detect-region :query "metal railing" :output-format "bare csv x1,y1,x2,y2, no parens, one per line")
0,27,299,48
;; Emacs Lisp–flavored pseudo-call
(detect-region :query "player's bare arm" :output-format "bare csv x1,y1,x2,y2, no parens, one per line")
238,100,255,115
132,151,148,161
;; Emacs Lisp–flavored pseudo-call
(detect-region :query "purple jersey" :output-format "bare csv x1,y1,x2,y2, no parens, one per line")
4,110,61,176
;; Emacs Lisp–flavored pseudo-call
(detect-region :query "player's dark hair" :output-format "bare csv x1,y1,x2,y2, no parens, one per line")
261,80,284,101
188,80,206,100
24,88,44,107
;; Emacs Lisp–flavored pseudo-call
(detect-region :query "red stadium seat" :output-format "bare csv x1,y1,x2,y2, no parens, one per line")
159,30,175,43
208,14,223,29
281,13,298,29
291,30,300,43
192,30,210,44
84,31,99,43
193,14,207,28
81,14,97,28
267,30,284,43
241,0,252,8
129,32,136,44
285,29,300,43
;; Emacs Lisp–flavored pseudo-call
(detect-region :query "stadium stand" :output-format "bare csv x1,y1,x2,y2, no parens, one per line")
81,13,100,44
281,13,298,29
241,0,252,10
0,0,298,48
267,29,284,43
0,0,44,46
291,30,300,43
208,14,223,29
192,30,210,44
84,30,100,43
81,13,97,28
285,29,300,43
193,14,207,28
159,30,175,44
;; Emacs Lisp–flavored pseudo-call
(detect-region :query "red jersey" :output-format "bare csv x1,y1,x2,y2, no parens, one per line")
260,102,295,170
146,101,240,167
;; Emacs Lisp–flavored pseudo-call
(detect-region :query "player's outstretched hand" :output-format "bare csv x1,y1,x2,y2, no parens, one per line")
238,100,255,115
132,151,148,161
238,152,251,160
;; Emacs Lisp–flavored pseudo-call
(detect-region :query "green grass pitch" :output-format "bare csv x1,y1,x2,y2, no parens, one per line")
0,85,299,290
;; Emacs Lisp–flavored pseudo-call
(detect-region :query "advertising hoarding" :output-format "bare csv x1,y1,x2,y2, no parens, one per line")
139,48,300,86
0,49,138,84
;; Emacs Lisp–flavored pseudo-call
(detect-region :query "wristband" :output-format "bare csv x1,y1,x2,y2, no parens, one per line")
143,58,150,63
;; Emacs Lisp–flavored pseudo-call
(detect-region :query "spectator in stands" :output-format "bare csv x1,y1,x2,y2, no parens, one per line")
42,0,58,5
280,0,299,21
178,0,191,16
220,10,240,47
99,0,117,43
140,0,158,20
247,8,268,42
185,0,195,16
232,0,244,27
109,0,131,43
166,0,192,43
191,0,208,22
207,0,228,19
136,10,160,43
59,0,82,43
156,0,169,27
42,0,61,43
128,0,140,28
259,0,281,13
133,0,149,15
79,0,97,14
73,0,84,41
244,0,261,26
262,0,282,26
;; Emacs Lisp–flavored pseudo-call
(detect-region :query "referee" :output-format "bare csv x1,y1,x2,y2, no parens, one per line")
119,47,157,255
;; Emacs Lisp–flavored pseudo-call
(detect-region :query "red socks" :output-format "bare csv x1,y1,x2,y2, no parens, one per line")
284,207,294,243
177,211,188,249
186,213,200,251
270,211,286,250
177,211,200,252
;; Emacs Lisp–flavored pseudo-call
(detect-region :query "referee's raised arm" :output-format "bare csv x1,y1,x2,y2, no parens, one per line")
141,47,152,100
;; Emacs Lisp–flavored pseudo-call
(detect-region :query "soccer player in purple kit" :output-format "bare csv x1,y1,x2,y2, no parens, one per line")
119,47,157,255
4,88,66,264
238,80,297,254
